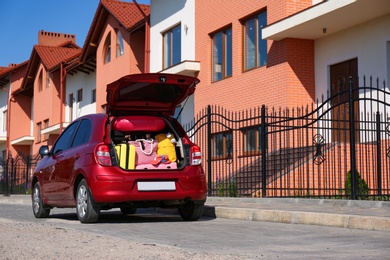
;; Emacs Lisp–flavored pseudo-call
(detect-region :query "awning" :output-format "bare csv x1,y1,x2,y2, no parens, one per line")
262,0,390,40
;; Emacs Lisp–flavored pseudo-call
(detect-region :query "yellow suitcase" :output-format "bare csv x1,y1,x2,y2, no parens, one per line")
115,143,136,169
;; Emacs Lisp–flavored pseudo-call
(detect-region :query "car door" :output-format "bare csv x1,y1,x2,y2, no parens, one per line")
54,119,92,204
41,121,79,203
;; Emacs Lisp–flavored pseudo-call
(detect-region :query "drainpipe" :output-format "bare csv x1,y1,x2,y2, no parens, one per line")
60,62,64,133
133,0,150,73
144,18,150,73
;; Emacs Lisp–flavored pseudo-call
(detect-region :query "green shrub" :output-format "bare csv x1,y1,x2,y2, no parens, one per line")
345,170,369,199
217,182,225,197
217,178,238,197
228,180,238,197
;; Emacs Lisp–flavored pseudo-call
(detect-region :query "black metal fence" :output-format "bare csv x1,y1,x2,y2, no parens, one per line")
0,153,40,195
185,76,390,200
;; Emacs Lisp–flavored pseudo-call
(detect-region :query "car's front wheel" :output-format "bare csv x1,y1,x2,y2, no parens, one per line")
32,182,51,218
178,201,204,221
76,179,100,223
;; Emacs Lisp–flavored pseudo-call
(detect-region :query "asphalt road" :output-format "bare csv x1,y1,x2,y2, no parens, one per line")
1,203,389,259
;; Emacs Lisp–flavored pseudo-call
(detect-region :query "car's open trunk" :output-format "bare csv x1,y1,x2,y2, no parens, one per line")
110,115,186,170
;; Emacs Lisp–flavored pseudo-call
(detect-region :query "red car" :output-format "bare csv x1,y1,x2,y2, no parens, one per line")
32,73,207,223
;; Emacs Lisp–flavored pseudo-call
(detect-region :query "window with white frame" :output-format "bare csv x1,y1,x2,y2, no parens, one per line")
163,24,181,69
3,110,6,132
46,72,50,88
116,30,124,58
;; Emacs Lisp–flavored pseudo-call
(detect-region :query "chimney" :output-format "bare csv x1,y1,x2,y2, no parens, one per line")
38,30,76,46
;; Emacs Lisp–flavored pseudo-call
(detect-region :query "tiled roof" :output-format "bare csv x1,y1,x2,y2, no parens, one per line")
80,1,150,62
0,61,28,88
34,45,81,70
102,0,150,30
0,61,28,77
0,67,9,77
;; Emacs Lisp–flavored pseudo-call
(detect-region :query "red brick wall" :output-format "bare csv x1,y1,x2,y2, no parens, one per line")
194,0,314,116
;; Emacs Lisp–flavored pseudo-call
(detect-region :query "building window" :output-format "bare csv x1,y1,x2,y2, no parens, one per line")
116,31,124,58
163,24,181,69
37,122,42,143
212,27,232,82
77,89,83,102
3,110,7,132
46,72,50,88
38,70,43,92
241,125,267,156
243,10,267,71
43,119,49,141
92,89,96,103
103,33,111,64
69,93,74,121
211,131,233,159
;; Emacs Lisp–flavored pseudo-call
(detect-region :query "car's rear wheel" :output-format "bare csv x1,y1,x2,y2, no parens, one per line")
32,182,51,218
178,201,204,221
76,179,100,223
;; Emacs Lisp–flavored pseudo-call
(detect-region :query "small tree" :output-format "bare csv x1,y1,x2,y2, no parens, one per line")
345,170,369,200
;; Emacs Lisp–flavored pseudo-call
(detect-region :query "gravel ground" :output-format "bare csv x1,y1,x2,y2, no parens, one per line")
0,219,230,260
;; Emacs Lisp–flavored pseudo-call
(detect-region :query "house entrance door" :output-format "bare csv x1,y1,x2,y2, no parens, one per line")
330,58,359,143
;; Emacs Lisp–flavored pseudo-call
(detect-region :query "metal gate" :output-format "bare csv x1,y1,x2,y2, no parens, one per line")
185,76,390,200
1,153,40,195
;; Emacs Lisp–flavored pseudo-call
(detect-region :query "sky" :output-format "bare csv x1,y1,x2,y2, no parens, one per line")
0,0,150,67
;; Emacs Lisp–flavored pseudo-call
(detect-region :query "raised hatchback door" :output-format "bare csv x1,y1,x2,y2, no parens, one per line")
106,73,200,116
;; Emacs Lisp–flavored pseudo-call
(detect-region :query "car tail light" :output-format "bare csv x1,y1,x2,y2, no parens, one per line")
190,145,202,165
96,144,112,166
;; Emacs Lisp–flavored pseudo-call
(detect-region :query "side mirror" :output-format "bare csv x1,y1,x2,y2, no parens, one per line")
39,145,50,156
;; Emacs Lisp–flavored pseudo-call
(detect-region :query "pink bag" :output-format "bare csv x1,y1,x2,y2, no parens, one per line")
136,163,177,170
129,139,157,165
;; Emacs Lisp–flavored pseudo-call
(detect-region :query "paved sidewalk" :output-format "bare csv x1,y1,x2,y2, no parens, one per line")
204,197,390,232
1,194,390,232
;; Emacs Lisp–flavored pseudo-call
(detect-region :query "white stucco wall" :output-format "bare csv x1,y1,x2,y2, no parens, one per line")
0,83,9,156
315,14,390,142
65,71,96,122
149,0,196,72
150,0,196,127
315,14,390,98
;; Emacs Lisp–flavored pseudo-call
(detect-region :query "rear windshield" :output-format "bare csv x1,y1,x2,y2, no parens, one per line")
117,83,184,103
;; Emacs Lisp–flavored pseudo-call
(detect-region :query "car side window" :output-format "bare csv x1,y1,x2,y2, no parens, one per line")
72,119,92,147
52,121,79,154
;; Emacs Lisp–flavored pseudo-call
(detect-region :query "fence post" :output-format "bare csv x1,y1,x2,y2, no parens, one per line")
348,76,357,200
207,105,212,195
3,162,9,197
261,105,267,197
376,111,382,197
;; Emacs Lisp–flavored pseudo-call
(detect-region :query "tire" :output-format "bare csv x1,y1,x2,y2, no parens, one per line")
178,201,204,221
120,207,137,215
76,179,100,223
32,182,51,218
